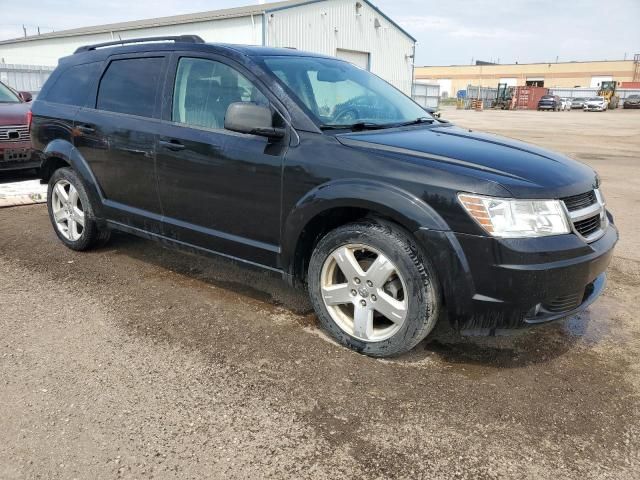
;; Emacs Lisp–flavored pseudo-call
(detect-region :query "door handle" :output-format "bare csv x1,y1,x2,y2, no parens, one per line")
76,125,95,134
159,140,186,151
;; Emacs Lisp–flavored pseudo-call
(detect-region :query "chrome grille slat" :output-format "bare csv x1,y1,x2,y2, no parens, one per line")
0,124,30,143
561,189,606,243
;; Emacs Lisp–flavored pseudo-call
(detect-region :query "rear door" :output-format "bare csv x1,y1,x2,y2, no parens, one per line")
155,53,288,268
74,53,168,232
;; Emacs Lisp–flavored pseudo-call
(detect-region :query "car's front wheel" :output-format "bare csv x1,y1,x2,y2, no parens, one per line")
307,220,440,357
47,167,110,251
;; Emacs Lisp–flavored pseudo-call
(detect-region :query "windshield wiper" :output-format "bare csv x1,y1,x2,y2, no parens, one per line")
393,117,435,127
320,122,386,131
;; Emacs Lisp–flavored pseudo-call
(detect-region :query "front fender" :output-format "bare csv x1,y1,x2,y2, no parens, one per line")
41,139,105,219
280,178,450,274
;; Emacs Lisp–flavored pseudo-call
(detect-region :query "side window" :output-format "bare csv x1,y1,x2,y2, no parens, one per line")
43,62,101,106
97,57,164,118
172,57,268,130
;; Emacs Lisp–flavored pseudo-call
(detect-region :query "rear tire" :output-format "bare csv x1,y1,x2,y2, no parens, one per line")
307,220,440,357
47,167,111,251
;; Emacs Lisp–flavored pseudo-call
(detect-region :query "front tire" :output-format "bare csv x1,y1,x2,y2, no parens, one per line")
307,220,440,357
47,167,110,251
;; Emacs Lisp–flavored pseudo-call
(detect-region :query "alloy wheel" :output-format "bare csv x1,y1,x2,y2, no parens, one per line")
320,243,408,342
51,179,85,241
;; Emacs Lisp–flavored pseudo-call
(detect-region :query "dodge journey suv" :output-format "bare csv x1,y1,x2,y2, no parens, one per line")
31,36,617,357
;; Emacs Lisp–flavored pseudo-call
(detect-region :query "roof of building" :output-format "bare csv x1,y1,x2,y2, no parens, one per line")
0,0,416,45
416,59,633,68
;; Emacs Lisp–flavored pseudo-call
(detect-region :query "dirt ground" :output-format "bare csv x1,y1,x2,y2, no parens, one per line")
1,108,639,479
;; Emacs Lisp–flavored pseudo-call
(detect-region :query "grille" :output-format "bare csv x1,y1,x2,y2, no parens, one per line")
0,125,29,143
574,214,602,238
542,291,583,313
562,190,597,212
561,189,606,242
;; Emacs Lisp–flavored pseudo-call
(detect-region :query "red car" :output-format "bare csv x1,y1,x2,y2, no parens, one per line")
0,80,37,172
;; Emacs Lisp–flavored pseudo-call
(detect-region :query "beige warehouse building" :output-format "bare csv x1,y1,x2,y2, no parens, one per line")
414,59,639,98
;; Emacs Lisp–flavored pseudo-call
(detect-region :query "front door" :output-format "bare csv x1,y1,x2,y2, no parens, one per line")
155,55,288,268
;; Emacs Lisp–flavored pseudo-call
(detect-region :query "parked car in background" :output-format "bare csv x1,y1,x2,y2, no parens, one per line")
623,95,640,109
570,97,587,109
0,80,36,172
537,95,562,111
31,36,617,357
560,98,572,111
584,96,608,112
423,106,442,118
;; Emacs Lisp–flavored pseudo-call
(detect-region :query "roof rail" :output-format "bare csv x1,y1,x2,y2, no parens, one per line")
74,35,205,53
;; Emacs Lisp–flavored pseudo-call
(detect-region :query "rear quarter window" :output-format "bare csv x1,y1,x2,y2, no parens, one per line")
96,57,164,118
41,62,102,106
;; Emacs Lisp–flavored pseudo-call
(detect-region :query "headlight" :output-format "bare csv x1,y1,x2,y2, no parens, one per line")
458,193,571,238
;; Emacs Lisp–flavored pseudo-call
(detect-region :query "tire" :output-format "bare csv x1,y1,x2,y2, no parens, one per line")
307,220,440,357
47,167,111,251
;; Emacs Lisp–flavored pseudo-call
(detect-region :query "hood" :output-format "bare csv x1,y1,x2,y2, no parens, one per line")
586,99,606,105
0,101,30,126
337,125,597,198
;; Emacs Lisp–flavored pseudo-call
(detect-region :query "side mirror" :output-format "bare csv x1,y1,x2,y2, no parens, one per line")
18,91,33,102
224,102,285,139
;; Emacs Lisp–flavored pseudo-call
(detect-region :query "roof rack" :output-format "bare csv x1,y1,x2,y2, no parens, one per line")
74,35,205,53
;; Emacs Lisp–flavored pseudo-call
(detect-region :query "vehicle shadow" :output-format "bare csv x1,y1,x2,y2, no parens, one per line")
0,169,39,184
104,231,591,368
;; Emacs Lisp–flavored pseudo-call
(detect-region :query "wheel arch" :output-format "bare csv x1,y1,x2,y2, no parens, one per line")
281,179,449,285
40,139,105,219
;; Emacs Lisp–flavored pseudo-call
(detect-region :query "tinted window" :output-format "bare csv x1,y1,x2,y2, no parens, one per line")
172,57,268,130
43,62,101,106
97,57,163,117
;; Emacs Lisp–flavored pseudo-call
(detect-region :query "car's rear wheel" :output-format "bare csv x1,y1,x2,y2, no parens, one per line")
307,220,440,357
47,167,110,251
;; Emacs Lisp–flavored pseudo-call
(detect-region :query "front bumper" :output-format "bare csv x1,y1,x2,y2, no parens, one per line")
538,105,556,110
0,141,38,171
415,222,618,331
584,105,606,111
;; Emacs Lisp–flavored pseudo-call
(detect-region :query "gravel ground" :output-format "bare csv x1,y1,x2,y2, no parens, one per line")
0,109,639,479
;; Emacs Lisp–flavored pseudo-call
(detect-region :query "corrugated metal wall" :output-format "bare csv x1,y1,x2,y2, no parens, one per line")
0,17,262,66
411,82,440,108
265,0,415,94
0,64,54,92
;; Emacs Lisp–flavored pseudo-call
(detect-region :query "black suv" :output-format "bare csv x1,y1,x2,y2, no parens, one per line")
31,36,617,357
537,95,562,111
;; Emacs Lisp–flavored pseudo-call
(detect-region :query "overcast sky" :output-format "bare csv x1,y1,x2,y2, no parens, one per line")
1,0,638,65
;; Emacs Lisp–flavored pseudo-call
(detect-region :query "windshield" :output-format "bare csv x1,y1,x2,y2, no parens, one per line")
0,82,20,103
541,95,554,100
261,56,430,128
574,98,585,101
589,97,604,101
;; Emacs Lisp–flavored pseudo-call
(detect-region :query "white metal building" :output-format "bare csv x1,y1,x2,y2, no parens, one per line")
0,0,416,94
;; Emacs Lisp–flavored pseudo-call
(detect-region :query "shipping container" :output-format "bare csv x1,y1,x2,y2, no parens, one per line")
620,82,640,89
514,86,549,110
